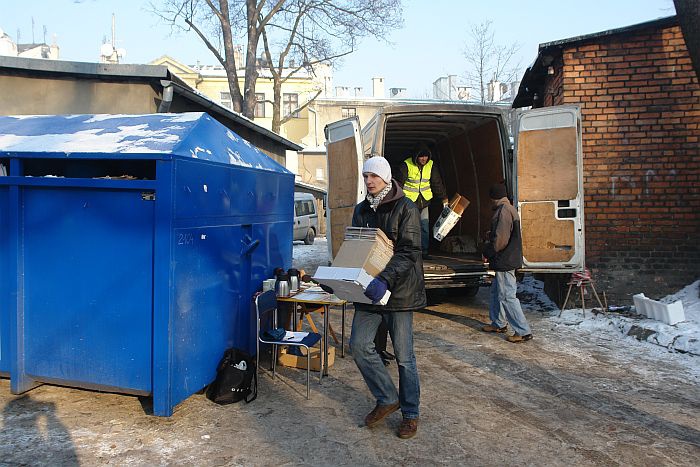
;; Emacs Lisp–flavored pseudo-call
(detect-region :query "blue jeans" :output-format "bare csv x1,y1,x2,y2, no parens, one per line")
489,270,532,336
420,206,429,253
350,309,420,419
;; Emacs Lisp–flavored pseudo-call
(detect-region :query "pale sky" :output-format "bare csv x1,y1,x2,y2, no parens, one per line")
1,0,676,98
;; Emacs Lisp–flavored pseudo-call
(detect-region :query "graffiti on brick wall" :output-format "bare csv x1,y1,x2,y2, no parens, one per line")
609,169,677,197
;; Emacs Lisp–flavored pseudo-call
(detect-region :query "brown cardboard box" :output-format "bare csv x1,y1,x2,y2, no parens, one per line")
278,343,336,372
313,227,394,303
331,232,393,276
449,193,471,215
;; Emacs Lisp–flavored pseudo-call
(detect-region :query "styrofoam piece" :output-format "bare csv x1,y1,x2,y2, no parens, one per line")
433,207,461,241
632,293,686,325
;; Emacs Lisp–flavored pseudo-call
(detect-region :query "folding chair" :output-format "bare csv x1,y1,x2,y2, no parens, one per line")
255,290,321,399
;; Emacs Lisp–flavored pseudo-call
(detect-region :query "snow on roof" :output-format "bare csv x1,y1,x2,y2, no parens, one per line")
0,112,290,173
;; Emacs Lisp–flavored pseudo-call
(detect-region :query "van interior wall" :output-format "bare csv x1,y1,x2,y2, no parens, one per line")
383,115,504,256
436,119,504,250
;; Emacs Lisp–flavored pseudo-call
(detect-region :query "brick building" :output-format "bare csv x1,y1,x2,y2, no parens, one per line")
513,16,700,303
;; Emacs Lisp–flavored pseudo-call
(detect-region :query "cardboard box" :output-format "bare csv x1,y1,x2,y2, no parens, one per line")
434,193,470,241
278,343,335,372
448,193,471,215
313,227,394,304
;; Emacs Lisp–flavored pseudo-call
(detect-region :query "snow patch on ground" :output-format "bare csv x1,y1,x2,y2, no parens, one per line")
292,237,329,275
545,278,700,357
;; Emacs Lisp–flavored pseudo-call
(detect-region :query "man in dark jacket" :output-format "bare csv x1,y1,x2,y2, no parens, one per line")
481,183,532,343
349,156,426,439
395,143,448,258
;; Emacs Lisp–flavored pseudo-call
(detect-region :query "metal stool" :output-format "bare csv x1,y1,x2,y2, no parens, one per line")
559,268,606,317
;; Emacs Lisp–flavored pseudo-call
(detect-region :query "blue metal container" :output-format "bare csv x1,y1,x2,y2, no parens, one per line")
0,174,8,376
0,113,293,415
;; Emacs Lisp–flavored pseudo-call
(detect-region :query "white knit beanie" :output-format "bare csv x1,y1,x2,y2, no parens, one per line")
362,156,392,184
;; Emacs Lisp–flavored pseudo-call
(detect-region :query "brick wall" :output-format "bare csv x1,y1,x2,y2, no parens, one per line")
540,25,700,303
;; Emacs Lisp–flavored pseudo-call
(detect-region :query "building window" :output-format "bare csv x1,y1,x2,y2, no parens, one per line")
255,93,266,118
341,107,357,118
315,167,325,181
283,93,299,118
220,91,232,110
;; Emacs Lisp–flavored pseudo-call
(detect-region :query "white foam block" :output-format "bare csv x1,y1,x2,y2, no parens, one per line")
633,293,685,325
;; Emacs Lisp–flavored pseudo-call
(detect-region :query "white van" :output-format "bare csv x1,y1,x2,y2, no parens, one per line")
293,192,319,244
325,103,584,294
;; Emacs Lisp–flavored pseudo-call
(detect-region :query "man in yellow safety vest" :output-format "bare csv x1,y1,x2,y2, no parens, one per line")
396,143,448,259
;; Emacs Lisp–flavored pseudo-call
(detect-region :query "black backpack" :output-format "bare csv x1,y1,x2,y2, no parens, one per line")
206,348,257,404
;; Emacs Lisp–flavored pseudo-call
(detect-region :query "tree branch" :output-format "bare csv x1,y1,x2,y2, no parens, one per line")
280,88,322,125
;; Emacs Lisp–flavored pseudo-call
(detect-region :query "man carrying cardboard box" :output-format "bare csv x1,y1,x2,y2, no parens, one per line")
349,156,426,439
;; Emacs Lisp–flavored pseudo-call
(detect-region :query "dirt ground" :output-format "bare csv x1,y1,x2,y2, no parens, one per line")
1,241,699,466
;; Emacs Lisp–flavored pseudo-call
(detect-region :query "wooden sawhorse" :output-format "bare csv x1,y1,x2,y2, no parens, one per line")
559,268,606,318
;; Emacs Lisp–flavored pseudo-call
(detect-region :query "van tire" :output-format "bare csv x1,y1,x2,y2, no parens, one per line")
303,228,316,245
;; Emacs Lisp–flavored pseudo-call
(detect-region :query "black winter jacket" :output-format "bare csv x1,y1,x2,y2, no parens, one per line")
352,182,427,312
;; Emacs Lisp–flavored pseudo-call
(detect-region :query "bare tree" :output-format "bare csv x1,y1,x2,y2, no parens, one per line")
151,0,286,118
463,20,520,104
260,0,401,133
151,0,403,128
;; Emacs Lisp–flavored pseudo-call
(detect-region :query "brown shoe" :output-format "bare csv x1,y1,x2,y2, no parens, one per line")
398,417,418,439
506,334,533,343
365,402,400,428
482,324,507,333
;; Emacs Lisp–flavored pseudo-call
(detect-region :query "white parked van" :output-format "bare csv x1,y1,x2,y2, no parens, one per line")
293,192,319,244
325,103,584,294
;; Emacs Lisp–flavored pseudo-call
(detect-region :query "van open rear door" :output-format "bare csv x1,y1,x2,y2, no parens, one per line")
515,106,585,271
324,117,365,260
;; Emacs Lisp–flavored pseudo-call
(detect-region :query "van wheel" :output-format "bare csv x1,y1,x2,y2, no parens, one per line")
303,228,316,245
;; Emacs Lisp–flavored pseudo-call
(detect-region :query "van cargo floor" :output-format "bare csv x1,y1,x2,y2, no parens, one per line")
423,253,485,273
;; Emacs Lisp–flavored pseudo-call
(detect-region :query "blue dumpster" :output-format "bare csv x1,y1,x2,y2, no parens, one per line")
0,113,293,415
0,170,8,376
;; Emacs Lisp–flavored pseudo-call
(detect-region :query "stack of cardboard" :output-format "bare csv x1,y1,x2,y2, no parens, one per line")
278,342,335,372
433,193,470,241
313,227,394,303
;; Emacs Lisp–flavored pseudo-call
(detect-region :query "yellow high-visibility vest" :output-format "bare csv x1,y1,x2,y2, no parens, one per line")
403,158,433,202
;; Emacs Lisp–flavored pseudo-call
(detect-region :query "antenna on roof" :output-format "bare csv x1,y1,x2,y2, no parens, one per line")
43,25,47,44
100,13,126,64
31,16,35,43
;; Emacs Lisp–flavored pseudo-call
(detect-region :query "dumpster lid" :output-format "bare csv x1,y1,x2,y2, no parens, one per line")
0,112,289,173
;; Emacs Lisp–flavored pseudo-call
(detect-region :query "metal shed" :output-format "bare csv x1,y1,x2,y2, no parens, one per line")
0,112,293,416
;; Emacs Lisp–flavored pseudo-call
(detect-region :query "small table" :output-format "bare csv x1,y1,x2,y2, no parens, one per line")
277,291,347,382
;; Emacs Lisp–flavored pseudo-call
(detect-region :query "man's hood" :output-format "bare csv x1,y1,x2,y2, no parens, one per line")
380,179,405,205
412,143,432,165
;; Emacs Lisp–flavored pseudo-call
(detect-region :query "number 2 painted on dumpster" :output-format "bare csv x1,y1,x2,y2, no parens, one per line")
177,233,194,245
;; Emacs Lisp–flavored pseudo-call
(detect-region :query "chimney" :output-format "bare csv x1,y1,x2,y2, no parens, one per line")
372,77,385,98
354,87,363,97
487,77,501,102
389,87,406,98
335,86,349,97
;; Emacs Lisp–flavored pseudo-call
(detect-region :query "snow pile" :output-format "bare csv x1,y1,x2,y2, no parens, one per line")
292,237,330,275
551,279,700,356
